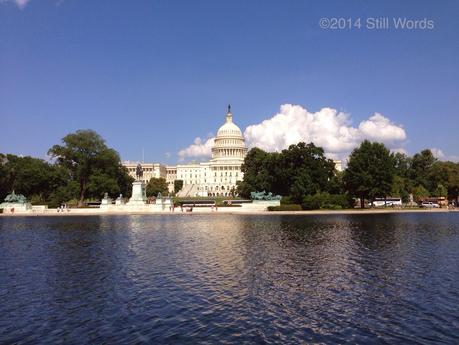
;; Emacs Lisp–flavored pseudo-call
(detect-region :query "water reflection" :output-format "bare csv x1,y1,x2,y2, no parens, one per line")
0,213,459,343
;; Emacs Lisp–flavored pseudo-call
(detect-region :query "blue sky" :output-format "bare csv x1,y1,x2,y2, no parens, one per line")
1,0,458,163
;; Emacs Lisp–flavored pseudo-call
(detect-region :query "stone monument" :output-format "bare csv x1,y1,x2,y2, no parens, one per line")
100,192,112,205
115,194,125,205
127,163,147,206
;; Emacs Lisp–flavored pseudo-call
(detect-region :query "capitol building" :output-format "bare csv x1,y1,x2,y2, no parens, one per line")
124,106,248,197
123,106,343,197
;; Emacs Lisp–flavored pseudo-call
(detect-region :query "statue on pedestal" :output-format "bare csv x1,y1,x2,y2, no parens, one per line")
127,165,147,206
101,192,112,206
0,190,32,213
115,194,125,205
136,163,143,181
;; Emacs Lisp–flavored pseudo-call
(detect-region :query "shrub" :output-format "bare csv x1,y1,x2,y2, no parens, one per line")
267,204,302,211
280,196,293,205
301,193,350,210
29,194,45,205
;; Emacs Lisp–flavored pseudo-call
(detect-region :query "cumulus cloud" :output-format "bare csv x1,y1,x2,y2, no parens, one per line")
1,0,30,9
358,113,406,144
390,148,409,156
431,148,445,160
177,104,407,161
431,148,459,162
178,137,214,162
244,104,406,159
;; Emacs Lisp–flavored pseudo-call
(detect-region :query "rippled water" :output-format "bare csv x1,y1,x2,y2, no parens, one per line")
1,213,459,344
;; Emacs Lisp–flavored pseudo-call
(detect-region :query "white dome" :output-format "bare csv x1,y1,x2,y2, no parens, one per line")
211,107,247,161
216,113,243,138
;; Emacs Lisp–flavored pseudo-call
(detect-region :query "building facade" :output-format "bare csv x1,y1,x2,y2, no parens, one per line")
123,162,166,185
124,107,248,197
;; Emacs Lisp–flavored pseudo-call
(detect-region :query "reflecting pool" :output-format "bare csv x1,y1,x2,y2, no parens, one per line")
1,213,459,343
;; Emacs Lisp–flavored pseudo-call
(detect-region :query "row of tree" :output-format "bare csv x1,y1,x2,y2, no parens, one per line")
0,130,133,207
345,141,459,207
1,129,458,209
238,140,459,208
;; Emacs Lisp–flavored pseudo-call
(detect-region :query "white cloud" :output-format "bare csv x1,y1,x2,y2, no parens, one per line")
1,0,30,9
244,104,406,159
178,104,407,161
431,148,459,162
358,113,407,143
431,148,445,159
391,148,408,155
15,0,29,8
178,137,214,162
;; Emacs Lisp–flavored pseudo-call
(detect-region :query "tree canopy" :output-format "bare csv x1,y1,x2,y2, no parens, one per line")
48,130,133,206
174,179,183,194
146,177,168,197
238,142,337,203
343,140,395,208
0,153,70,205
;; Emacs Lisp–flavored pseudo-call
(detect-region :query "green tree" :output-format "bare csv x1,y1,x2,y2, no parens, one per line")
238,143,336,202
434,184,447,197
391,175,410,203
393,152,411,178
343,140,395,208
409,149,436,193
289,169,314,203
48,130,132,206
86,149,134,199
0,154,66,201
429,161,459,203
237,147,272,198
279,142,335,200
146,177,168,197
174,179,183,194
412,185,429,202
0,153,11,200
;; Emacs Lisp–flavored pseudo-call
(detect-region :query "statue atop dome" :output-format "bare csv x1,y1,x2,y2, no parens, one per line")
226,104,233,123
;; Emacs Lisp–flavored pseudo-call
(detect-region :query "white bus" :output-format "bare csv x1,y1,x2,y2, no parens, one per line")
370,198,402,207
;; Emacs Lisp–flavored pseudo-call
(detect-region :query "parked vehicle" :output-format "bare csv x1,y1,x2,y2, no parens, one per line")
370,198,402,207
420,201,440,208
421,197,448,207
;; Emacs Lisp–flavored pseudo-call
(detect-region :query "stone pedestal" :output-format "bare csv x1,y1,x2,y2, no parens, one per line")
163,197,172,206
100,197,112,205
0,202,32,213
127,181,147,206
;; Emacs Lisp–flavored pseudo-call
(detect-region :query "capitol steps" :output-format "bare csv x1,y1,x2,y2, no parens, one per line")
188,184,199,197
176,184,201,197
177,184,194,197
